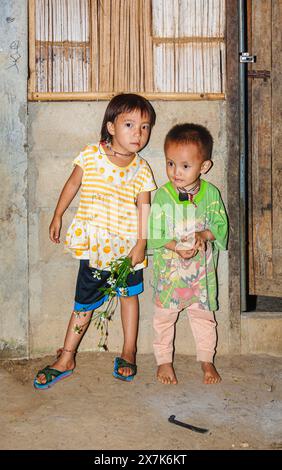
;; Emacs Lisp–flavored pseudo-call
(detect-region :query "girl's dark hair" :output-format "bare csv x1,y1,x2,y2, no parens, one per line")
100,93,156,142
165,123,213,160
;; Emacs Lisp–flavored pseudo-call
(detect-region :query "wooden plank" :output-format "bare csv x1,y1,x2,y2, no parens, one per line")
251,278,282,298
35,40,91,47
29,92,225,101
124,0,130,90
153,37,225,44
271,0,282,280
247,0,255,292
28,0,36,97
119,0,126,91
90,0,98,92
250,0,273,292
139,0,144,92
129,0,137,90
108,0,116,91
226,0,241,350
98,0,111,92
139,0,153,92
249,0,282,296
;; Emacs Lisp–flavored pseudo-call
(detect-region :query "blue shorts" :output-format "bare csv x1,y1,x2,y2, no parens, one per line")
74,260,144,311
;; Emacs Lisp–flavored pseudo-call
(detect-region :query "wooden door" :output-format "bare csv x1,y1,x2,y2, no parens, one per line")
248,0,282,296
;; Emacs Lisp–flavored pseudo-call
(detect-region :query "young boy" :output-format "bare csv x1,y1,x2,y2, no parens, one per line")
148,123,228,385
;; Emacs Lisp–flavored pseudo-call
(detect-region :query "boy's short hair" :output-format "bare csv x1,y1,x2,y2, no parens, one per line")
101,93,156,142
164,123,213,161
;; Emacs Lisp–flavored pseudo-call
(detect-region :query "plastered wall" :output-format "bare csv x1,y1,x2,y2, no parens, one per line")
28,100,229,357
0,0,28,358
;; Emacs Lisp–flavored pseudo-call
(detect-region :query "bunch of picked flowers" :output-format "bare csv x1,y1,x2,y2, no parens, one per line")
73,257,134,351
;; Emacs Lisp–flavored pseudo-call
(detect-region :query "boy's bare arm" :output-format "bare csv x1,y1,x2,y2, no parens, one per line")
49,165,83,243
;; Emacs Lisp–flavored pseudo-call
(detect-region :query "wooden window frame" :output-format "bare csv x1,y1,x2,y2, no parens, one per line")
28,0,226,102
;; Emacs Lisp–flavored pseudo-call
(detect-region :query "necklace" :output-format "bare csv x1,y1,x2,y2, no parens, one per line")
105,141,134,158
177,181,201,205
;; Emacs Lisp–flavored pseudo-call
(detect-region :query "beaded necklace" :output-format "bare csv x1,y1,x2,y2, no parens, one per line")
177,180,201,207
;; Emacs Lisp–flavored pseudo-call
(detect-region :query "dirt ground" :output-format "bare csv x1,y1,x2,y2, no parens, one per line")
0,352,281,451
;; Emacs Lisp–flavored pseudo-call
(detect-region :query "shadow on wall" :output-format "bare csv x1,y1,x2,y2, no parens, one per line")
248,296,282,312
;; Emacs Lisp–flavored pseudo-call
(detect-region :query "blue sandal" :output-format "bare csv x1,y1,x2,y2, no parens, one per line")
34,347,76,390
34,366,73,390
113,357,137,382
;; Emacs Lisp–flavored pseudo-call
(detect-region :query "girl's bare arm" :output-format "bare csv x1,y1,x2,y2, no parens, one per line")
128,191,151,266
136,190,151,246
49,165,83,243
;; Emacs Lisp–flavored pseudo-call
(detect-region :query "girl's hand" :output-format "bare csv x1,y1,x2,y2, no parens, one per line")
48,165,83,244
128,242,146,267
49,214,62,243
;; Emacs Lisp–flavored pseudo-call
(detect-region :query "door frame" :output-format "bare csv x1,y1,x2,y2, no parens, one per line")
226,0,241,352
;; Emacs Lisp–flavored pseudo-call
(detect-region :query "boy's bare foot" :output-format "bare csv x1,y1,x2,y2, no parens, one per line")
157,363,178,385
201,362,221,384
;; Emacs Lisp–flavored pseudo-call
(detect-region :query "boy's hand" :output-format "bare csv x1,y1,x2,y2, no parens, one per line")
194,232,207,253
165,239,197,259
194,230,215,253
49,214,62,243
175,247,198,259
128,242,146,267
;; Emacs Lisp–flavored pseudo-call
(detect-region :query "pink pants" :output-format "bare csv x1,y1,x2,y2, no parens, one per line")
153,304,217,364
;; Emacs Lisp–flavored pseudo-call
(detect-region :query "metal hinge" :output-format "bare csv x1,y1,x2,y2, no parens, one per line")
248,70,271,82
239,52,256,63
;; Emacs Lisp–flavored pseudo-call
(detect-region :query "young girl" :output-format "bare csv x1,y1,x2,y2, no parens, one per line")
34,93,156,389
148,123,228,385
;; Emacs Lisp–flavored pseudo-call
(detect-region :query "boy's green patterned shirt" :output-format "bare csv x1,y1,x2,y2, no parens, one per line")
148,180,228,311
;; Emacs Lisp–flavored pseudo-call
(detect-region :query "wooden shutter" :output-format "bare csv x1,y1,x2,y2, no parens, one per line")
248,0,282,297
29,0,226,100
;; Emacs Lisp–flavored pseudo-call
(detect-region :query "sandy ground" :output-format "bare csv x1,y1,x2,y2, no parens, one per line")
0,353,281,451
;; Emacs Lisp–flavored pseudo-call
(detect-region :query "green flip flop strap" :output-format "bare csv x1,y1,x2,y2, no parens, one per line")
37,366,64,383
115,357,137,375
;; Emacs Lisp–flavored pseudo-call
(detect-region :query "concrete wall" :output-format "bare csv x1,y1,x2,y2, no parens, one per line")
0,1,28,358
28,100,230,357
241,313,282,356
